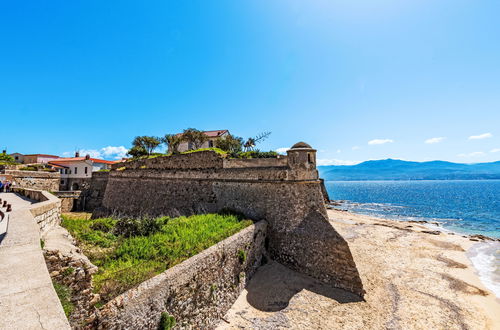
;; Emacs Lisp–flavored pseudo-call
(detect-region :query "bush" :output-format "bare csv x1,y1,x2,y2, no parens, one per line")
235,150,278,159
159,312,176,330
113,217,166,238
181,147,227,156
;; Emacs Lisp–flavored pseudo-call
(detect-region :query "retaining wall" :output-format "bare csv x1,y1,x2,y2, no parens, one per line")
13,188,62,235
5,169,60,191
91,220,268,329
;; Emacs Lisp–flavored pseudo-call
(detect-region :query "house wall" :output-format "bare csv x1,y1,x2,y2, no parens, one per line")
92,149,364,297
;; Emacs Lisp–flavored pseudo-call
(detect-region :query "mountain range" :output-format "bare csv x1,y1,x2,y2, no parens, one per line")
318,159,500,181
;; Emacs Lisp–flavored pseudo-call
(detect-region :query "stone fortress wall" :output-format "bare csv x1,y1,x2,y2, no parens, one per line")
90,143,364,298
2,169,60,192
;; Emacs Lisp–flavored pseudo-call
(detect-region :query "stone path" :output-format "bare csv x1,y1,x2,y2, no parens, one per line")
0,192,70,330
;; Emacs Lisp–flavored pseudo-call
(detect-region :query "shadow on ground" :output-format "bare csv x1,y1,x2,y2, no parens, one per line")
245,261,363,312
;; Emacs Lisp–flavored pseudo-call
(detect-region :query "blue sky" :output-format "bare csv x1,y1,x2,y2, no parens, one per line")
1,0,499,164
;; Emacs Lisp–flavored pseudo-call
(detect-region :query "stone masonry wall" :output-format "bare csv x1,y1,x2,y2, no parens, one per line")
6,170,60,191
81,172,109,212
13,187,62,235
90,220,267,329
93,149,364,297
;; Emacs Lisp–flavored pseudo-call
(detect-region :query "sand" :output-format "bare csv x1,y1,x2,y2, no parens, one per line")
217,209,500,330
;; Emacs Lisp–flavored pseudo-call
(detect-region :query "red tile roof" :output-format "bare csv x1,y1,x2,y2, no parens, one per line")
175,129,229,137
49,157,116,165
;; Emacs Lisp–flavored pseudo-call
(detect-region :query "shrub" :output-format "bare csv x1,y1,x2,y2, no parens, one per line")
113,217,166,238
238,249,247,263
235,150,278,159
159,312,176,330
181,147,227,156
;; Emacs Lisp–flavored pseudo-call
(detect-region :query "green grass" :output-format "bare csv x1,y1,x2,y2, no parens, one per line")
61,213,252,303
181,147,227,156
53,281,74,317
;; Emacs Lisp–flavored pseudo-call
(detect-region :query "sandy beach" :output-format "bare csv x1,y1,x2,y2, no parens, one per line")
218,209,500,330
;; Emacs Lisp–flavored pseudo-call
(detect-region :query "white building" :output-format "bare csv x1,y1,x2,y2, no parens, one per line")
176,129,230,152
49,153,115,190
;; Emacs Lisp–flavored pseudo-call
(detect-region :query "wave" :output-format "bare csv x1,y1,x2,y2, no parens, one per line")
467,242,500,299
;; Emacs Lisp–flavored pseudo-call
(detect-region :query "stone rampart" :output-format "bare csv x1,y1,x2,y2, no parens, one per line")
92,145,364,297
5,169,60,191
91,220,267,329
53,191,82,212
13,187,62,235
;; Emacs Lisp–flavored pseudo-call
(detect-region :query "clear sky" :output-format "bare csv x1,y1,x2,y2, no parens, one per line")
1,0,499,164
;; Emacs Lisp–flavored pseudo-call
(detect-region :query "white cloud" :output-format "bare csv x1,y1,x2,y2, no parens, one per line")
336,149,341,153
317,159,361,166
352,146,360,150
62,145,129,160
79,149,102,158
468,133,492,140
457,151,485,157
491,148,500,153
275,147,289,155
368,139,394,145
101,146,128,159
425,137,445,144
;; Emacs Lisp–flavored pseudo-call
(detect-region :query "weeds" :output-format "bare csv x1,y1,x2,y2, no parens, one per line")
61,213,252,303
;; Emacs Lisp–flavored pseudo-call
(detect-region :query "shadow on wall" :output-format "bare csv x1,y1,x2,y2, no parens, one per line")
245,261,363,312
268,208,365,297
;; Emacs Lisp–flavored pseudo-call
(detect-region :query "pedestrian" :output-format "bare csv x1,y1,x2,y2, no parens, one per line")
5,181,10,193
0,181,4,193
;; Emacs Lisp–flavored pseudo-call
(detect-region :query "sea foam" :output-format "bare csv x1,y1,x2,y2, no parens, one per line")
467,241,500,299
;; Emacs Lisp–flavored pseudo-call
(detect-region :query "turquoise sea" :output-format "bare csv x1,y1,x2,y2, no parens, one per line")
325,180,500,297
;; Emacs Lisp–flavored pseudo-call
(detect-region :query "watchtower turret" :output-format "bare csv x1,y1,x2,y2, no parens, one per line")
287,142,318,180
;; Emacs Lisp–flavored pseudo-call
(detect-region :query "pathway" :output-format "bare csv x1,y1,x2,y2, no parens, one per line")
0,192,70,330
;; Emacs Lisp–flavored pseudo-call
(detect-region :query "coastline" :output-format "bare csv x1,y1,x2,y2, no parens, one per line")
218,209,500,329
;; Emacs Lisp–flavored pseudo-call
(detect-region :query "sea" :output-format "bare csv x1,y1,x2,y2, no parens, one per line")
325,180,500,298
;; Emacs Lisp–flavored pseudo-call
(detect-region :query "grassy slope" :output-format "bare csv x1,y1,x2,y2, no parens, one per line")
61,213,252,302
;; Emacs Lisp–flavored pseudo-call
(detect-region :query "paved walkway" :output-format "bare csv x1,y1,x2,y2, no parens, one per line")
0,192,70,330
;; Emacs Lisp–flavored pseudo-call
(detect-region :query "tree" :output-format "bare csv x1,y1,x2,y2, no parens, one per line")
127,146,148,158
181,128,207,150
215,134,243,155
128,136,161,157
244,132,271,152
0,152,15,164
162,134,183,154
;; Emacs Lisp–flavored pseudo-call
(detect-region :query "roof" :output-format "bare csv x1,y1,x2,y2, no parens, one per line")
175,129,229,138
24,154,60,158
291,142,312,149
50,164,69,169
49,157,116,165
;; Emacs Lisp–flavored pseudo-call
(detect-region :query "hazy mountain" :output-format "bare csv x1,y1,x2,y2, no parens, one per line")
318,159,500,181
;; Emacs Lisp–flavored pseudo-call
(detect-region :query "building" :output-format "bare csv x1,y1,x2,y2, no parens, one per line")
49,153,116,191
176,129,229,152
9,153,25,164
22,154,60,164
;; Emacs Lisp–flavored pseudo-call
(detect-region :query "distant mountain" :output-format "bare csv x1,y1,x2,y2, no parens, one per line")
318,159,500,181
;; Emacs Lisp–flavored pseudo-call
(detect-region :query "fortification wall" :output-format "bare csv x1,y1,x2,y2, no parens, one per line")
91,220,267,329
13,188,62,235
5,170,60,191
53,191,82,212
93,148,364,297
81,171,109,212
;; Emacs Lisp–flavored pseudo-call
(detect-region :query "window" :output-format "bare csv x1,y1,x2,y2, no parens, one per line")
74,167,77,174
208,140,214,147
60,179,65,184
65,169,68,174
85,166,88,174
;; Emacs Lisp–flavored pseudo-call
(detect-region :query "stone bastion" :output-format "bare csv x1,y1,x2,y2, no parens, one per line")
86,143,364,300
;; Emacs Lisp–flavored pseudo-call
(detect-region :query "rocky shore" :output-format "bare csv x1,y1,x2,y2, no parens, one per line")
218,209,500,329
